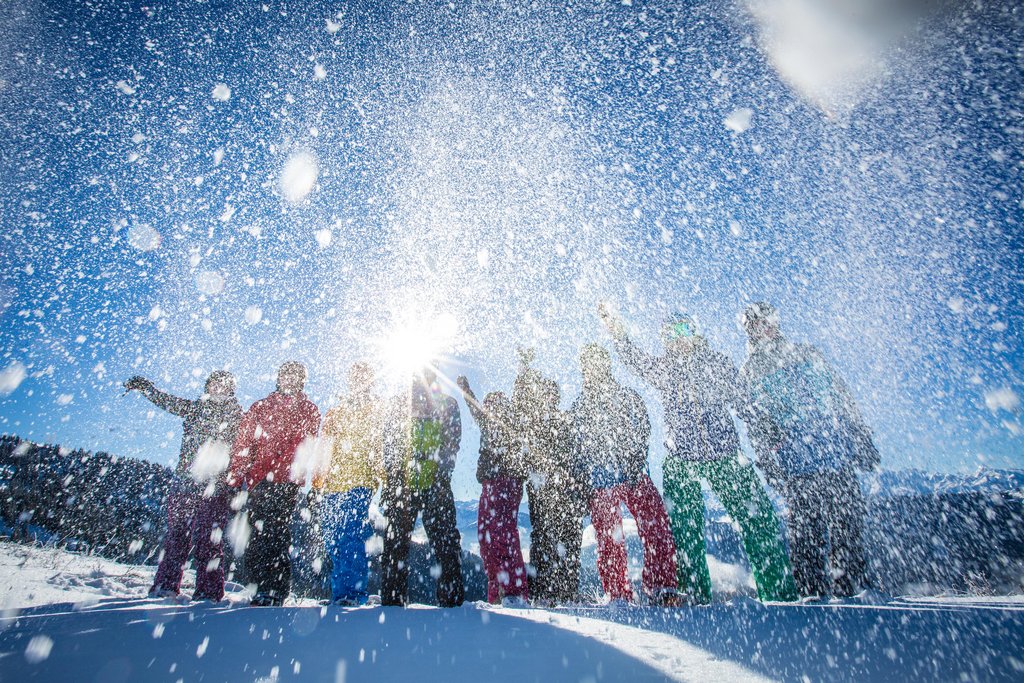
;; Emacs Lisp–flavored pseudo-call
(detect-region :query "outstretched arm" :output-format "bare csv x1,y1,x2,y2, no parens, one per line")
124,376,195,418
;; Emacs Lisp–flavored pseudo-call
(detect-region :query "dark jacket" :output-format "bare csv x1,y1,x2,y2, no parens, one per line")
462,388,526,483
569,380,650,489
138,385,242,483
382,385,462,488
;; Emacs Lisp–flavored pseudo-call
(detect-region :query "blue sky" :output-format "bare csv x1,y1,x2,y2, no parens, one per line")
0,0,1021,500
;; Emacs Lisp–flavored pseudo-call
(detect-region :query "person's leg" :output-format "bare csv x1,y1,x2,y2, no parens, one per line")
551,495,585,604
526,483,553,602
624,474,678,597
328,487,374,603
151,488,198,595
589,485,632,601
787,473,829,598
423,480,465,607
704,456,798,602
478,480,502,603
250,482,298,603
320,492,343,598
662,458,712,604
192,490,231,600
243,482,272,597
491,478,528,599
380,483,415,606
827,467,868,597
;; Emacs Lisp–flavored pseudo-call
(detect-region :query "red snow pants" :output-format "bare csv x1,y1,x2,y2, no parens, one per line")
589,475,677,602
478,477,529,602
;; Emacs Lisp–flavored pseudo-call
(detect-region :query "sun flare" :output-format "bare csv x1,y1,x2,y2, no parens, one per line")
376,310,460,383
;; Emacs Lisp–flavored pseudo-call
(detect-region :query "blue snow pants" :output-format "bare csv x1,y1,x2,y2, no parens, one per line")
322,487,374,603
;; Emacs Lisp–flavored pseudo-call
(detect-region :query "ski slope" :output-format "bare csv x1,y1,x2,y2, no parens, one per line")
1,542,1023,681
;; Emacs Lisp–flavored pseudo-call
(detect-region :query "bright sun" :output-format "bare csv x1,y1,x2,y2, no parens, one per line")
377,310,460,381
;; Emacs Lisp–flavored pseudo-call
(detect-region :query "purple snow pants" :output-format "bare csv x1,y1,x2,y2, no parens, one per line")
152,482,231,601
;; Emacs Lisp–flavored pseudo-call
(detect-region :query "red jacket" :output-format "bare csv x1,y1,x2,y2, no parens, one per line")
228,391,321,487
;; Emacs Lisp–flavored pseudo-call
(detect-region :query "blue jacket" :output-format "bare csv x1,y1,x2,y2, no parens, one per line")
740,337,877,477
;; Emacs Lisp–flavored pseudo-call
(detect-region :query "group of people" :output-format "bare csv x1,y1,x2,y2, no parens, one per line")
124,300,879,608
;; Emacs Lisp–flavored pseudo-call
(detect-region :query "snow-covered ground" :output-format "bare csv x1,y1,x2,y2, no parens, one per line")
1,541,1022,681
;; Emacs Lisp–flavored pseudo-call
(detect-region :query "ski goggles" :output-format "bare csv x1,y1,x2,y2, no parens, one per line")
663,320,696,340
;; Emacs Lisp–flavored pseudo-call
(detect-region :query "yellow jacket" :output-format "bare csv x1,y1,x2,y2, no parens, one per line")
314,394,385,493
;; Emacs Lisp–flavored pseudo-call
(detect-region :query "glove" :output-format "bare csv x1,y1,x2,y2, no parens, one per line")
123,375,153,393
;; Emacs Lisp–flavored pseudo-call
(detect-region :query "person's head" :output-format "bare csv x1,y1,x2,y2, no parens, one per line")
539,378,560,411
741,301,781,343
483,391,511,421
580,343,612,385
348,362,374,395
277,361,307,394
661,312,699,354
205,370,236,397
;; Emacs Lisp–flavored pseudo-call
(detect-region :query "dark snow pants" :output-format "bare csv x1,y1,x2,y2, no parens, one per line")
152,481,230,600
245,481,300,603
527,482,585,604
380,477,464,607
785,466,867,598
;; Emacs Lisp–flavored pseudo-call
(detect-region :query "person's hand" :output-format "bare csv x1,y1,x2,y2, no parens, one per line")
597,302,623,335
123,375,152,393
516,347,535,368
852,425,881,472
456,375,471,394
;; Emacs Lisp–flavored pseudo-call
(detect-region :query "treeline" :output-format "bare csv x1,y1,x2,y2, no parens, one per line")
0,434,171,562
0,434,488,602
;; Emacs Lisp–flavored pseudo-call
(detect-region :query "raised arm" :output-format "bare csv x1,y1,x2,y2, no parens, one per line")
597,304,662,385
124,376,195,418
455,375,488,427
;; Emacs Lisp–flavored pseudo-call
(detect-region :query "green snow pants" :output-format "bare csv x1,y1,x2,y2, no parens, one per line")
663,454,798,604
